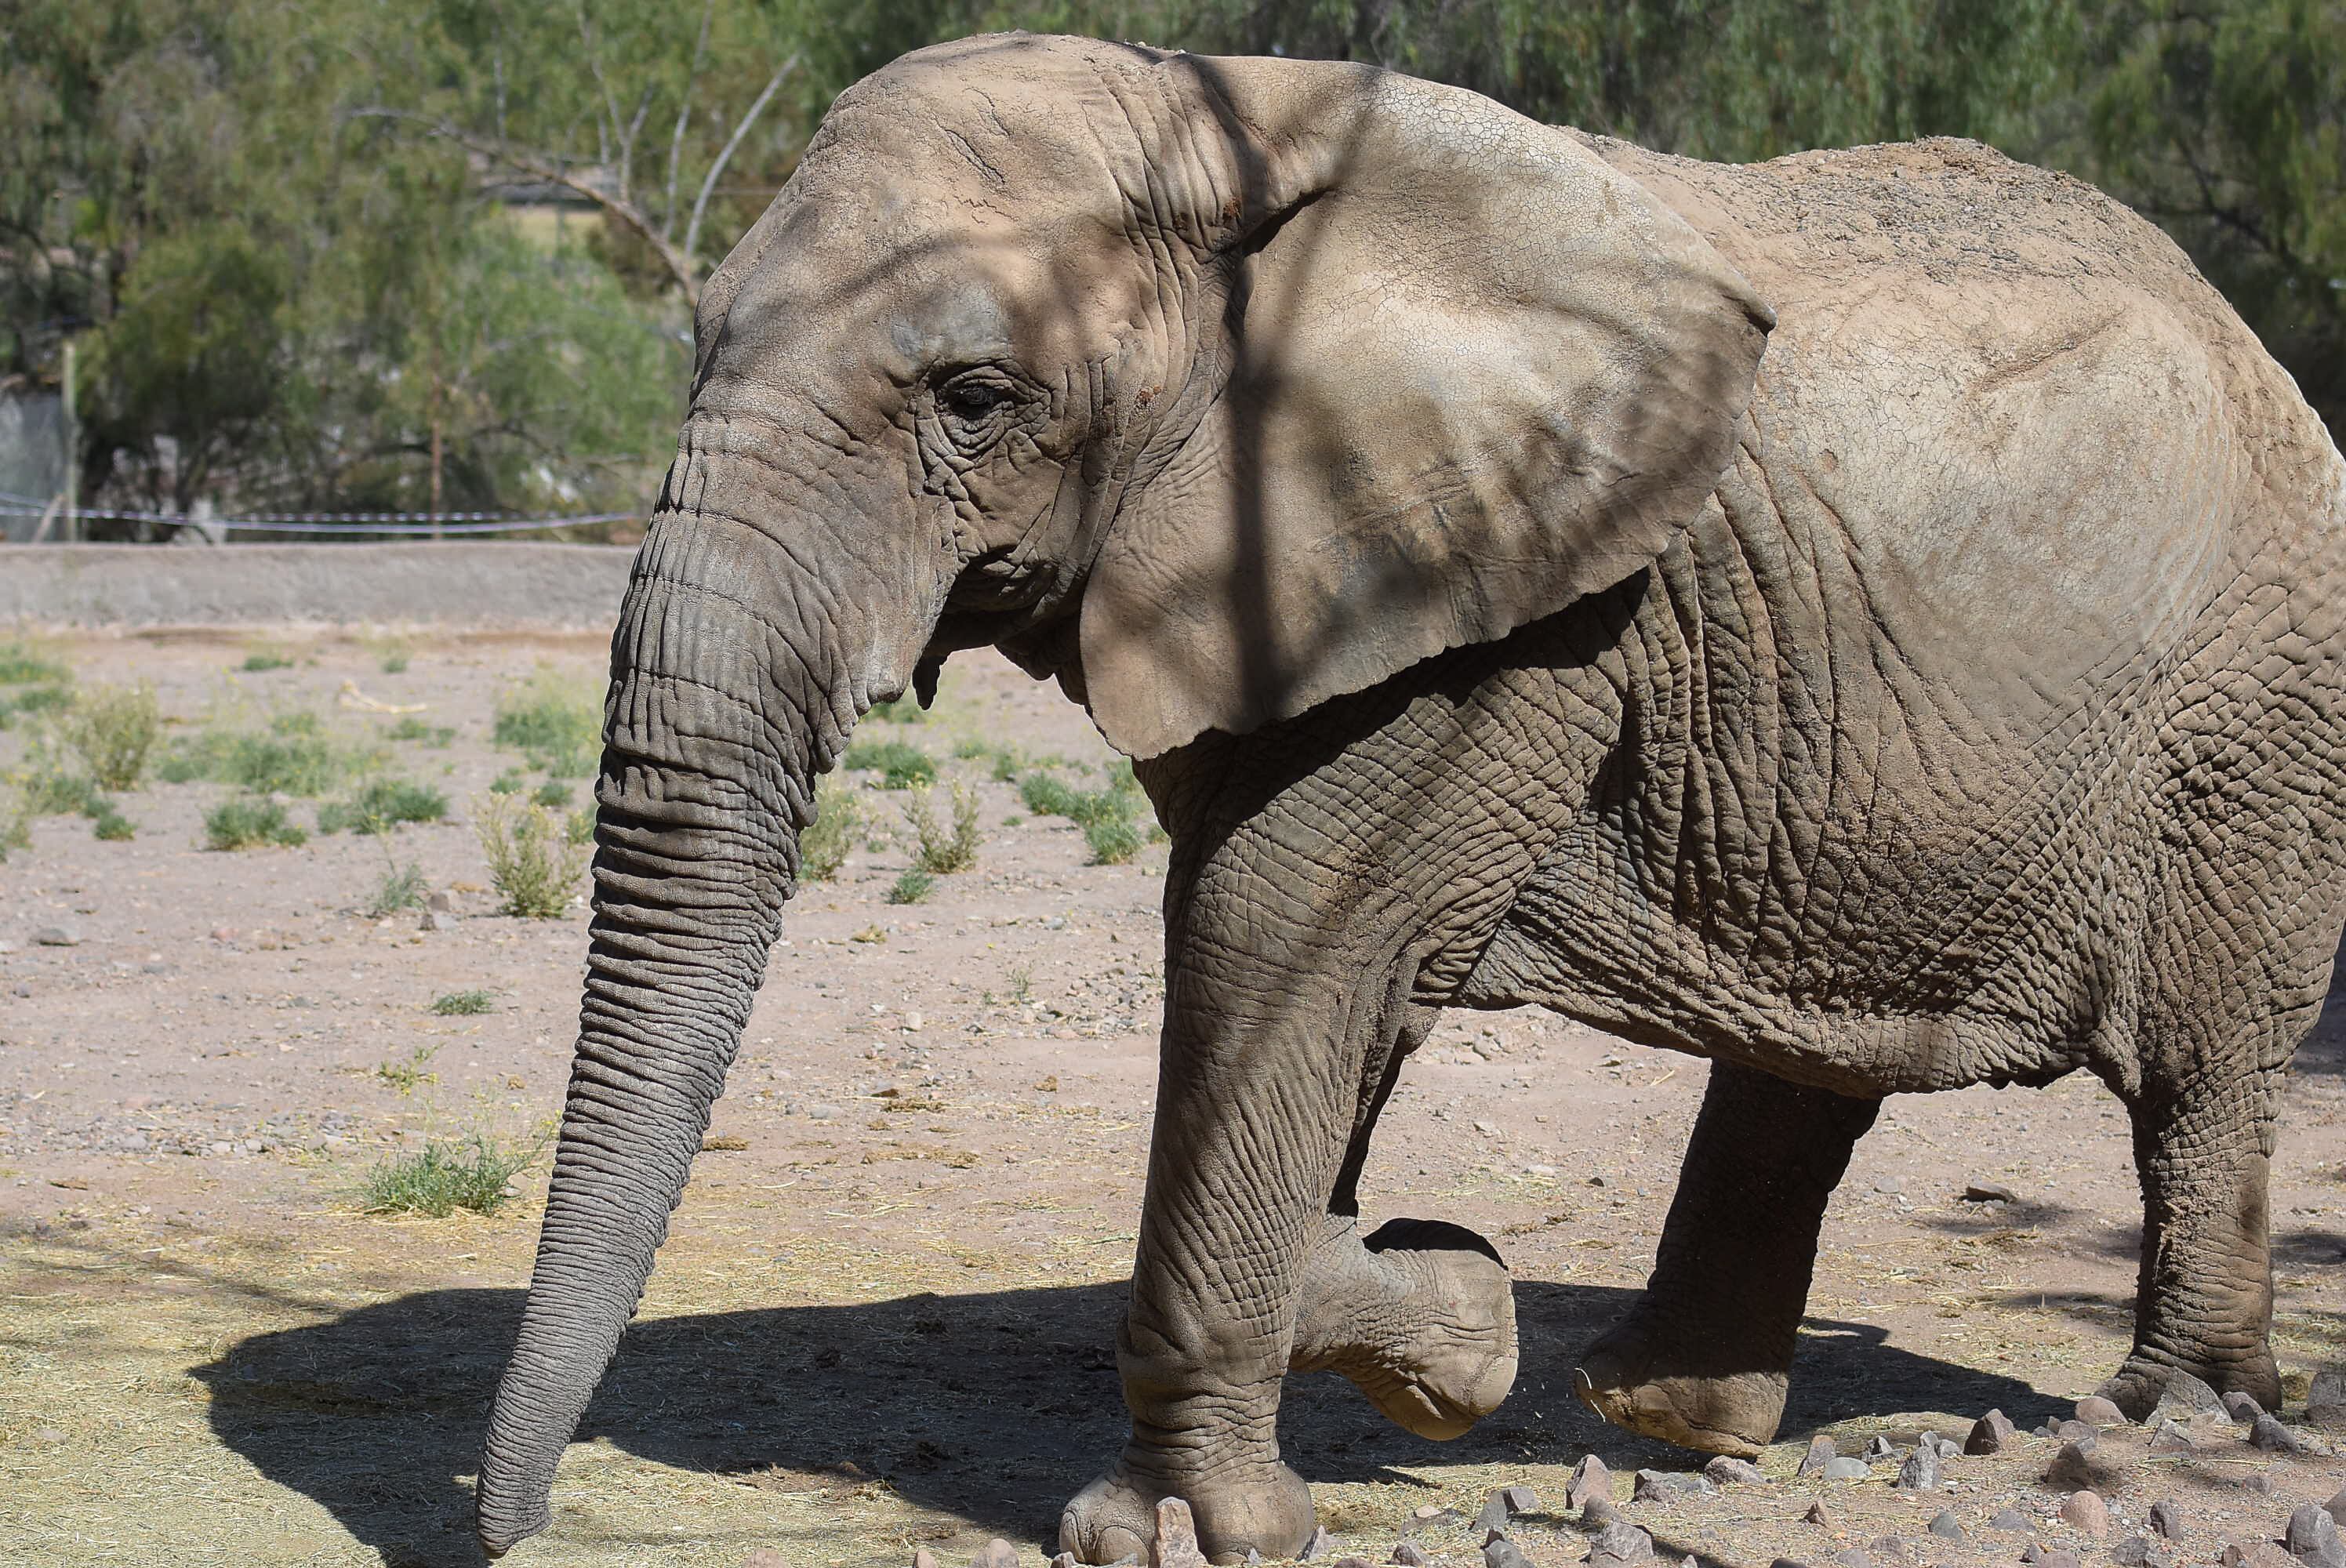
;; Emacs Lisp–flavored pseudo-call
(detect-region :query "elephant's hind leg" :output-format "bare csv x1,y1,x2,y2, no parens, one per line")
1574,1060,1879,1456
2097,1063,2283,1417
1289,1214,1519,1439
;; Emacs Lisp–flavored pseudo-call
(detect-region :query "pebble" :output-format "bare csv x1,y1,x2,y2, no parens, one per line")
1481,1542,1532,1568
2151,1371,2224,1421
1301,1527,1333,1562
1967,1410,2018,1454
743,1551,787,1568
2110,1537,2163,1568
1411,1506,1451,1524
2222,1543,2297,1568
1051,1555,1078,1568
1963,1181,2018,1203
1861,1435,1895,1461
1632,1469,1713,1503
32,925,79,946
1703,1456,1766,1486
1568,1456,1614,1512
2286,1504,2346,1568
1498,1485,1538,1516
2059,1491,2110,1537
807,1103,843,1121
2149,1417,2195,1450
1830,1551,1873,1568
1927,1511,1966,1541
1475,1494,1512,1537
2076,1396,2126,1425
1803,1501,1834,1527
1391,1544,1431,1567
2250,1414,2308,1453
1872,1174,1905,1195
1331,1558,1375,1568
2149,1499,2184,1539
1821,1457,1870,1482
1990,1508,2033,1533
2023,1549,2082,1568
1866,1538,1907,1561
2056,1420,2099,1446
973,1542,1019,1568
1798,1436,1840,1478
1153,1501,1208,1568
1586,1523,1654,1568
915,1552,940,1568
2243,1474,2280,1497
2225,1392,2269,1423
1894,1450,1938,1491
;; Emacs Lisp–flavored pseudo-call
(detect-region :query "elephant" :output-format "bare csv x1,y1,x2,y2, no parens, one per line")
474,32,2346,1565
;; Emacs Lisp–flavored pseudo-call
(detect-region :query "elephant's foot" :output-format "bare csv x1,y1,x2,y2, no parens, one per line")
1289,1216,1517,1440
1572,1300,1787,1458
2097,1345,2281,1421
1060,1454,1316,1565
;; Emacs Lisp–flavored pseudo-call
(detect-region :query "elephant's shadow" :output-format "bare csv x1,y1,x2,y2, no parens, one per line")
194,1277,2061,1567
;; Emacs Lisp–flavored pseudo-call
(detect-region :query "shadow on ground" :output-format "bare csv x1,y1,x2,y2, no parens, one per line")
195,1278,2062,1568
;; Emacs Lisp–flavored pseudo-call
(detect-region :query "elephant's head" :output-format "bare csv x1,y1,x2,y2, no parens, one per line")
475,33,1769,1555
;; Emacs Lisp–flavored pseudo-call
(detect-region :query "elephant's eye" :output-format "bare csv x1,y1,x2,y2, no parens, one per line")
941,382,1004,419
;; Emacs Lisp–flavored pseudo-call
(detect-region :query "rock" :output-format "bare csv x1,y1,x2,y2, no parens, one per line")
32,925,79,946
1581,1497,1618,1530
1391,1543,1431,1567
2112,1544,2154,1568
1770,1559,1813,1568
1928,1511,1966,1541
2023,1548,2082,1568
916,1554,940,1568
2149,1500,2184,1539
1332,1558,1376,1568
2148,1417,2195,1451
1919,1430,1958,1459
1822,1457,1870,1482
1990,1508,2033,1533
2243,1474,2281,1497
2286,1505,2346,1568
1873,1174,1905,1195
2056,1420,2100,1446
2151,1371,2224,1421
1051,1556,1078,1568
1863,1436,1897,1462
1866,1537,1907,1561
808,1103,843,1121
2048,1440,2105,1489
1830,1552,1873,1568
1481,1541,1532,1568
2222,1543,2298,1568
418,908,445,931
1499,1485,1538,1516
1632,1469,1712,1503
1704,1455,1767,1486
2306,1370,2346,1432
1894,1450,1938,1491
1803,1501,1835,1529
1964,1181,2018,1203
1301,1528,1333,1563
973,1542,1019,1568
1476,1494,1512,1537
2059,1492,2110,1537
1968,1410,2020,1454
1799,1436,1840,1478
2327,1489,2346,1529
2250,1414,2308,1453
2076,1396,2126,1426
1587,1523,1654,1568
1153,1500,1208,1568
2226,1392,2270,1423
743,1552,788,1568
1569,1456,1614,1513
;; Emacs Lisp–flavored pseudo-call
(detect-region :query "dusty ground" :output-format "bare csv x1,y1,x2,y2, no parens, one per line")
0,628,2341,1568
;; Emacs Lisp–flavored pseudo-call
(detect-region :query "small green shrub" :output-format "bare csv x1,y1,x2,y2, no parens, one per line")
375,1044,439,1094
565,807,596,846
24,766,104,818
430,989,496,1016
61,682,162,789
798,780,860,882
205,797,307,851
866,695,926,724
488,768,526,795
1019,772,1083,818
902,781,982,874
843,738,935,789
91,805,135,841
241,650,292,673
493,669,601,775
0,683,71,730
532,780,572,808
358,1130,543,1218
380,652,411,674
886,866,935,905
384,716,453,746
0,776,31,862
1084,816,1144,865
476,794,590,917
365,860,428,916
168,714,348,796
0,641,68,685
318,778,448,835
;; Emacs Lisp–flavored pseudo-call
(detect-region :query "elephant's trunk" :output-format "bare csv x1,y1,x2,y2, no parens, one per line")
476,477,896,1554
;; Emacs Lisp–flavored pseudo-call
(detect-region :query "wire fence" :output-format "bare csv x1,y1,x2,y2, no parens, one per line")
0,488,635,539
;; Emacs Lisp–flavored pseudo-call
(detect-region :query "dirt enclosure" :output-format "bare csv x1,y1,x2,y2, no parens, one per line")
2,626,2342,1568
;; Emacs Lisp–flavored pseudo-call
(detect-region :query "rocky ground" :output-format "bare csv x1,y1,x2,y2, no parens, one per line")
0,627,2341,1568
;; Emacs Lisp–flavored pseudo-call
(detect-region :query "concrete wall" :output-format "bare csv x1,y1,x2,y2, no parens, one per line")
0,543,637,631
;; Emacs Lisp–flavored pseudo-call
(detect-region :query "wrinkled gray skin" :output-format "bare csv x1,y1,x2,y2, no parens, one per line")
476,34,2346,1564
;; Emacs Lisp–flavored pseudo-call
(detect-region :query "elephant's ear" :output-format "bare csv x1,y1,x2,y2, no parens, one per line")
1077,55,1773,759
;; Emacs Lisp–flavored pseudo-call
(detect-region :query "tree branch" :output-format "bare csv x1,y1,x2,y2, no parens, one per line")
684,56,798,273
663,1,715,240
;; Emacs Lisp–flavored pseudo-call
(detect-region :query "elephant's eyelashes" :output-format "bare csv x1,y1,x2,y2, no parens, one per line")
929,370,1026,454
942,383,1004,418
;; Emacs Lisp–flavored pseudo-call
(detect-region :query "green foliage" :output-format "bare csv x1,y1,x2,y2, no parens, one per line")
241,651,292,673
886,866,935,904
167,713,350,796
0,683,73,731
475,793,589,916
61,682,162,789
366,860,429,916
205,796,307,850
0,643,68,685
843,738,937,789
1084,815,1144,865
532,780,572,808
357,1130,543,1218
430,989,495,1015
318,777,448,835
488,768,526,795
375,1044,439,1093
798,779,861,881
866,695,927,724
902,781,983,873
493,670,601,777
0,779,31,863
384,716,453,746
1021,762,1156,863
91,804,136,840
566,807,597,846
